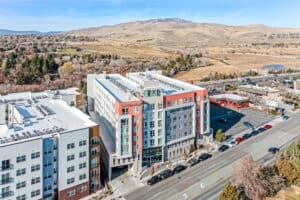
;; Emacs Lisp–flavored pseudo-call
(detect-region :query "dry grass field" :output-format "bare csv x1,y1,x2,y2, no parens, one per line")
64,18,300,80
268,186,300,200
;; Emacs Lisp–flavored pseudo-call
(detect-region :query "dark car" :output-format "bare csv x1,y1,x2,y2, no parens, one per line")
173,165,187,174
242,133,252,140
257,127,266,133
218,145,229,152
187,158,200,167
268,147,279,154
198,153,212,161
283,115,289,120
147,175,161,185
158,169,174,179
250,130,259,136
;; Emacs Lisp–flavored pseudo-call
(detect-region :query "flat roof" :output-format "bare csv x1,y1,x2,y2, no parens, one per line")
210,93,249,102
127,71,204,95
0,97,97,146
94,74,140,102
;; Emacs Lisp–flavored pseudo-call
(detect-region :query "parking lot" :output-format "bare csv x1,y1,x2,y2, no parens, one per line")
210,104,275,136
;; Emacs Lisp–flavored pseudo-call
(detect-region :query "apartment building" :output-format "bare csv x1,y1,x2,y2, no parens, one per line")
0,91,100,200
87,70,210,179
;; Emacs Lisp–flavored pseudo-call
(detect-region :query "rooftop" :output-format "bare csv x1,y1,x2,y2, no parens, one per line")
93,73,140,102
239,85,279,93
127,70,204,95
0,94,96,146
210,93,249,102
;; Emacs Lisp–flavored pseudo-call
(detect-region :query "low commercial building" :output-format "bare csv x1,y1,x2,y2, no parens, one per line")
87,70,210,180
0,90,100,200
294,80,300,90
210,94,249,109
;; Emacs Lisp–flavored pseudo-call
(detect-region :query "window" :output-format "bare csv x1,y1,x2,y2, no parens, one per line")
158,111,162,118
79,151,86,158
133,136,138,142
173,100,177,106
144,140,148,146
144,121,148,128
150,130,155,137
79,162,86,169
158,138,162,145
67,166,75,173
133,116,138,123
67,143,75,149
150,104,155,110
31,177,40,185
67,189,76,197
79,140,87,146
143,104,148,111
43,185,52,192
31,152,40,159
67,177,75,184
167,101,171,107
43,172,52,179
31,165,40,172
158,129,162,136
150,139,155,146
158,120,162,127
143,131,148,138
133,126,138,133
16,181,26,189
44,148,52,155
16,155,26,163
16,194,26,200
1,160,10,170
1,173,10,184
122,108,128,115
196,95,200,101
158,103,163,109
31,190,40,198
16,168,26,176
150,121,154,128
134,106,139,114
80,185,87,192
67,155,75,161
190,97,193,102
79,174,86,180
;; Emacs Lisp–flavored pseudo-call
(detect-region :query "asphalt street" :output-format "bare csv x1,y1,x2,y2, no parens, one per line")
125,111,300,200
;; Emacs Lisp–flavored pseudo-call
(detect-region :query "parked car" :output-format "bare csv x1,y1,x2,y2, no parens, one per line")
242,133,252,140
147,175,161,185
198,153,212,161
227,140,238,147
263,124,272,130
257,127,266,133
218,145,229,152
268,147,279,154
250,130,259,136
282,115,289,120
187,158,200,167
158,169,174,179
173,165,187,174
235,137,244,144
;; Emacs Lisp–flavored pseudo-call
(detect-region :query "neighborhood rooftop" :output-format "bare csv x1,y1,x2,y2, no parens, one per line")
127,70,205,95
0,95,96,146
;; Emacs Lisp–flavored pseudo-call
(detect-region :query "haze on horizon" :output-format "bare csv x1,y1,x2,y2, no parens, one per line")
0,0,300,32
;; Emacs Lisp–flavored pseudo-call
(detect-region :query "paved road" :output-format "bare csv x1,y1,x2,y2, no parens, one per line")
125,112,300,200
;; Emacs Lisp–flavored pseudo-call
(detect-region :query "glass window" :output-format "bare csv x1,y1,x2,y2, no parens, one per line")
134,106,139,114
67,143,75,149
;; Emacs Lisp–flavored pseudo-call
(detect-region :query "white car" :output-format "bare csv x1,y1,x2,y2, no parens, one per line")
227,140,238,148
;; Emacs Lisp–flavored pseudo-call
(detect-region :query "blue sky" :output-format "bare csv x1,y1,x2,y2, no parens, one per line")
0,0,300,31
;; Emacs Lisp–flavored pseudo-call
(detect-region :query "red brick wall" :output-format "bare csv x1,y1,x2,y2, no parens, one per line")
59,182,89,200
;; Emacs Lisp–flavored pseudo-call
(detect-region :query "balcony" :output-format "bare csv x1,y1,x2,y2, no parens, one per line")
0,191,14,199
90,163,100,169
0,164,13,172
0,178,14,185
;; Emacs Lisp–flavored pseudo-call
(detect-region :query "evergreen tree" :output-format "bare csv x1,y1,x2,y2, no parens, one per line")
219,182,241,200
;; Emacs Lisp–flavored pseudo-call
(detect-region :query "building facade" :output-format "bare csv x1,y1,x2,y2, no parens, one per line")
0,90,100,200
87,70,210,178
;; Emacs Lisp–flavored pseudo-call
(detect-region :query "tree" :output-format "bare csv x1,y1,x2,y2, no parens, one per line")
215,129,226,142
277,158,300,185
219,182,241,200
235,155,286,199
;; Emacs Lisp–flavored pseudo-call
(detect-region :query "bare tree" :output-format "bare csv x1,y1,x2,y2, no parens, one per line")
234,155,286,200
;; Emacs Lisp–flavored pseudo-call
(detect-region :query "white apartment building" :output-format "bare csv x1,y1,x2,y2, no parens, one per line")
87,70,210,179
0,90,100,200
